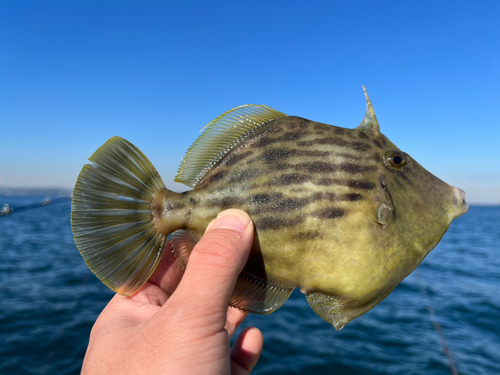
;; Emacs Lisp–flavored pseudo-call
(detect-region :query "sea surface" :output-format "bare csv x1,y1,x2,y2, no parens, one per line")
0,196,499,374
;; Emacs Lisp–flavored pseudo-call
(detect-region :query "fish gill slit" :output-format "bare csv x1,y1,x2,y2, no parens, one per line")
379,174,396,215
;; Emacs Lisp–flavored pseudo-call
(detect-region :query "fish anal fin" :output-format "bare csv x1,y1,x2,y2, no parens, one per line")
306,292,354,330
169,230,198,270
170,229,293,315
230,272,294,315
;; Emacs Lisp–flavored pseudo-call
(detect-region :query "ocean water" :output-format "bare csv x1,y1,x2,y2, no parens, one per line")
0,196,499,374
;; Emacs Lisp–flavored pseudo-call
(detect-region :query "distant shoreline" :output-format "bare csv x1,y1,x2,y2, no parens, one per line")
468,203,500,206
0,186,498,206
0,187,72,198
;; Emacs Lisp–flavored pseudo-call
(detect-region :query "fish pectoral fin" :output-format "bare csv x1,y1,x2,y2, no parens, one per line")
230,272,294,315
306,292,354,330
169,230,198,269
175,104,286,188
376,202,392,226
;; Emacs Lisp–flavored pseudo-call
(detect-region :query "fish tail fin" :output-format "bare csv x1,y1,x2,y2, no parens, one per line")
71,136,168,296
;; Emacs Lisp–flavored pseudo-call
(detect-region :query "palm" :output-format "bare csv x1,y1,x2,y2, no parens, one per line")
82,216,263,375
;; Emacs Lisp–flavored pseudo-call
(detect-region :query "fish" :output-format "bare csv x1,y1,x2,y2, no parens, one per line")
71,87,468,329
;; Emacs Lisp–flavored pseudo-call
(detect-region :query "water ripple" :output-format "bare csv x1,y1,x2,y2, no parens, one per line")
0,199,498,374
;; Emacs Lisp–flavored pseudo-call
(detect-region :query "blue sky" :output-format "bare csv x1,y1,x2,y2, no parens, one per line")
1,1,499,203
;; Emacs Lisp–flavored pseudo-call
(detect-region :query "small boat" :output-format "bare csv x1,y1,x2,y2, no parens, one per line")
0,204,13,215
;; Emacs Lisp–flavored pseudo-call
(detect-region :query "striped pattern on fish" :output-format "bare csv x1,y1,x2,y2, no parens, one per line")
71,87,468,329
160,117,381,225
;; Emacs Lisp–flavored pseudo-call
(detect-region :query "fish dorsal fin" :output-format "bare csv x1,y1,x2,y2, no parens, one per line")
356,86,380,134
175,104,286,187
169,229,294,314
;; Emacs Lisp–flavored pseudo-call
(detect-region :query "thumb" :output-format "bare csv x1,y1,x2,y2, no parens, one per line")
169,209,254,322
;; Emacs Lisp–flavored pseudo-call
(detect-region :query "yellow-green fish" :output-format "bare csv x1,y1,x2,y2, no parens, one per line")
71,87,468,329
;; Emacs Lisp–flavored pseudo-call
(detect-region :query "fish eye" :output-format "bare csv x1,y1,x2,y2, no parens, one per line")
384,150,406,169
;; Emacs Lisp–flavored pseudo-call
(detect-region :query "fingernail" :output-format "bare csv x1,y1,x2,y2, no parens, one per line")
213,209,251,232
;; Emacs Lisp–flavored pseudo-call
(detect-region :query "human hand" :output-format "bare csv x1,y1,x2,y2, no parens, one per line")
82,209,263,375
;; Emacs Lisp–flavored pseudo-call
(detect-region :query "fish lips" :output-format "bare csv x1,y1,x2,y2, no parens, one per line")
451,187,469,218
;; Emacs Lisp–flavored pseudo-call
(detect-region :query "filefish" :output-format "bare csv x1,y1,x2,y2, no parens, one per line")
71,87,468,329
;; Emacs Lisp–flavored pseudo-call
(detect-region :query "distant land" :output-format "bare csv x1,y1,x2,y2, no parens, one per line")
0,186,498,206
0,186,72,198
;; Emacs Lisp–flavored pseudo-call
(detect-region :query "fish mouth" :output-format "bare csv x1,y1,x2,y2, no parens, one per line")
451,187,469,218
